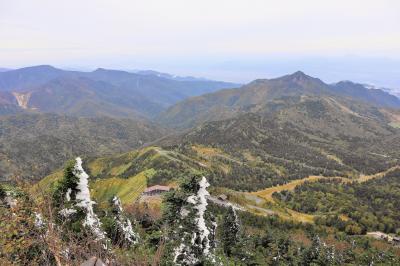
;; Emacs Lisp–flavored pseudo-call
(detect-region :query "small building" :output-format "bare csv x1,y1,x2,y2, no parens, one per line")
217,194,228,201
367,232,400,245
143,185,171,196
367,231,391,241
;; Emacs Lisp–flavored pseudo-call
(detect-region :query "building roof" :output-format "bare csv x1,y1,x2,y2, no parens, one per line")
144,185,171,193
218,194,228,200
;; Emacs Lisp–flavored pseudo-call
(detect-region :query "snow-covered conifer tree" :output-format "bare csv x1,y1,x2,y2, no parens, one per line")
221,205,240,256
53,157,106,240
164,175,217,265
108,196,139,247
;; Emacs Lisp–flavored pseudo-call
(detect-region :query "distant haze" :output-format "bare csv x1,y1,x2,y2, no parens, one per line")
1,0,399,87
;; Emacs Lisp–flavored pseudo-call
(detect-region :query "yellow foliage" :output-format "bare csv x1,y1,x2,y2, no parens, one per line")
91,169,153,207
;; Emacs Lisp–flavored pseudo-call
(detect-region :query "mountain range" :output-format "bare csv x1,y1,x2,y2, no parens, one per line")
157,71,400,128
150,71,400,191
0,65,238,118
134,69,210,81
2,67,400,188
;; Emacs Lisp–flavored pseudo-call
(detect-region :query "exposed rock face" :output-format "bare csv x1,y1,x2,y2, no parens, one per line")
12,92,31,109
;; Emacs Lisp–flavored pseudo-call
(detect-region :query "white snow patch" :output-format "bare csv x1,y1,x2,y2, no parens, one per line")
174,243,187,263
74,157,92,207
61,248,70,259
65,188,72,202
112,196,138,244
34,212,45,228
73,157,106,240
5,192,17,208
112,196,123,213
187,195,196,204
187,176,212,255
195,176,211,254
180,207,190,218
173,242,198,265
59,208,77,217
174,177,215,264
118,219,136,243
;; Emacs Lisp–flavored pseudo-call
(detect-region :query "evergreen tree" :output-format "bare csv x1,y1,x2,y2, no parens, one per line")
302,235,342,265
52,160,79,209
221,206,240,256
51,157,106,241
163,174,217,265
0,184,6,201
105,196,138,247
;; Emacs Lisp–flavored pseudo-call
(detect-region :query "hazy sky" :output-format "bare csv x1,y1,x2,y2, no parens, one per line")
1,0,400,86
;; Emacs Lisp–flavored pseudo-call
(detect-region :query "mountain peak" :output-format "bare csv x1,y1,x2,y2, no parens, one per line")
93,67,108,72
292,70,307,77
21,65,60,72
277,71,320,85
336,80,356,85
287,71,312,81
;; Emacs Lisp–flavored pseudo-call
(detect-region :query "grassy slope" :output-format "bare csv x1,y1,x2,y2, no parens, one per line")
91,170,151,208
32,168,150,207
32,146,199,206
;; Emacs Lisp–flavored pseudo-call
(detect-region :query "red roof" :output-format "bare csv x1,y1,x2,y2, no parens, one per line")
144,185,171,193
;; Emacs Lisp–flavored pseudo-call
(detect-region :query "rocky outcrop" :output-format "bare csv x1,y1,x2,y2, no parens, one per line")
12,92,31,109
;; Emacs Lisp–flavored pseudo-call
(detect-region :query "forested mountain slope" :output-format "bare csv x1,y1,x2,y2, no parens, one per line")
155,92,400,191
158,71,400,129
0,113,169,182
